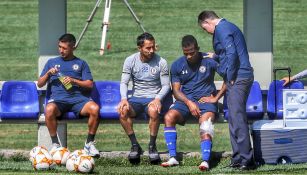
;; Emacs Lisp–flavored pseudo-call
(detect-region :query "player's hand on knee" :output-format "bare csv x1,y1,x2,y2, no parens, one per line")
117,99,129,114
148,98,161,114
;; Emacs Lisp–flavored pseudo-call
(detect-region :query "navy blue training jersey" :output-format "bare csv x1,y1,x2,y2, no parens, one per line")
40,56,93,101
170,53,218,101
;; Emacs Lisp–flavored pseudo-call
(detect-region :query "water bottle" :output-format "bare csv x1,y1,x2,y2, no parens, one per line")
58,72,72,90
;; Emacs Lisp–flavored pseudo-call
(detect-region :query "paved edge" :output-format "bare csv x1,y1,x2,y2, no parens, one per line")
0,149,232,160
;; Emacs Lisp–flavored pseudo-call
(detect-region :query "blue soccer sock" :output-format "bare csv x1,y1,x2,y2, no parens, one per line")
201,139,212,161
164,127,177,157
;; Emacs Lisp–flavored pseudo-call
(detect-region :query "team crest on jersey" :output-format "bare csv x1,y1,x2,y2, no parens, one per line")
72,64,79,71
54,65,60,69
199,66,206,73
150,68,157,75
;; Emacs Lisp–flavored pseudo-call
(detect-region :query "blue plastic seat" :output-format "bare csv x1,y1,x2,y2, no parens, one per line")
94,81,121,119
267,80,304,119
0,81,39,119
223,81,264,120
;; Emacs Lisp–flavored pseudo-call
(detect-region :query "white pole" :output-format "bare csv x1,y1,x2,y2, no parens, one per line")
100,0,111,55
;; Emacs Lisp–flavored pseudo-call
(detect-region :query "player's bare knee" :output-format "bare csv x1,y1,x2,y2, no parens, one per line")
164,112,176,126
89,103,99,116
148,105,159,115
45,104,57,119
119,110,129,120
147,107,159,119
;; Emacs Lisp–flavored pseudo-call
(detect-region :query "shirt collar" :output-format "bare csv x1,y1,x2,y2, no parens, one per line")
216,18,224,26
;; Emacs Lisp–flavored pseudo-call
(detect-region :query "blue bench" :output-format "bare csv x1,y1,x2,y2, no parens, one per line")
93,81,121,119
45,81,121,120
223,81,264,121
0,81,39,120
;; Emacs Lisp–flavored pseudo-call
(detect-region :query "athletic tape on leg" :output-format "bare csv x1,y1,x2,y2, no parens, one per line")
199,118,214,137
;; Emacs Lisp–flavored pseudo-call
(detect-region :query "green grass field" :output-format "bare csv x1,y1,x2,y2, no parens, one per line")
1,0,307,80
1,0,307,174
2,123,307,174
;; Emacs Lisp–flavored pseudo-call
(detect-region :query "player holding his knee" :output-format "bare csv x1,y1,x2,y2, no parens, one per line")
161,35,226,171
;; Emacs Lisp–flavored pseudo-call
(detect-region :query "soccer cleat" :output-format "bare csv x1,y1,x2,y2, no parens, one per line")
198,161,209,171
128,144,143,164
148,145,161,164
50,143,61,153
161,157,179,167
84,141,100,157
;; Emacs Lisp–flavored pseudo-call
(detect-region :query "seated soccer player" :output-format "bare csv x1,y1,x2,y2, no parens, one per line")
37,33,100,157
161,35,226,171
117,32,171,164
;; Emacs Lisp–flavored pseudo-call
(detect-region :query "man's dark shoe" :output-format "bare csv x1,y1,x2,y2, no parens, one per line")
227,162,241,168
238,162,256,171
148,145,161,164
128,144,143,164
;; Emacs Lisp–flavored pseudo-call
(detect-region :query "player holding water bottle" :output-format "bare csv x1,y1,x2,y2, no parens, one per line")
37,33,101,157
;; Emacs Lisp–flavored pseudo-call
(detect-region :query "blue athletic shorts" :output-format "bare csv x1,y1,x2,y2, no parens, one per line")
128,97,171,118
170,100,217,121
48,95,91,118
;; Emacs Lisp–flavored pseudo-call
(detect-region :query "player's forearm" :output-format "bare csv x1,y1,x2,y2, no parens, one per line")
173,90,190,104
37,73,50,88
120,73,130,99
72,79,93,89
156,85,170,100
292,69,307,80
155,75,170,100
215,82,226,101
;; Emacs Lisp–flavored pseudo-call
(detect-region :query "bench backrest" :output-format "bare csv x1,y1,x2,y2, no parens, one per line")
0,81,39,119
223,81,264,121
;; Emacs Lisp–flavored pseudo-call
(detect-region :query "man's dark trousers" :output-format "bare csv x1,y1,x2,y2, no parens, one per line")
226,77,254,165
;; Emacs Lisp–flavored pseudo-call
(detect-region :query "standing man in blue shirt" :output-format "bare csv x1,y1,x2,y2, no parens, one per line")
198,11,255,170
161,35,226,171
37,33,100,157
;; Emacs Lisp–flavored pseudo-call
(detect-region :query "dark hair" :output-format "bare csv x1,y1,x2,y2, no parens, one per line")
58,33,76,46
137,32,155,47
182,35,198,48
198,10,219,24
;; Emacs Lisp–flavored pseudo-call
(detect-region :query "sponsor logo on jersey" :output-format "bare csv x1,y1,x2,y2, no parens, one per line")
182,70,188,75
199,66,206,73
72,64,79,71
